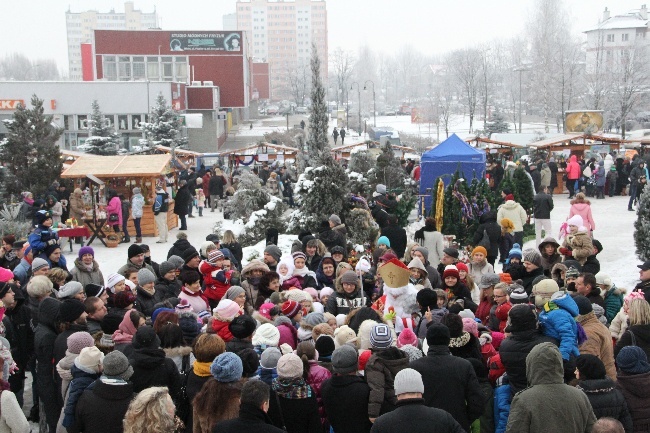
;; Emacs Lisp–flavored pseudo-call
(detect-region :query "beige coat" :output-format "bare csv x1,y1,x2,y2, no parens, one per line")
578,312,617,380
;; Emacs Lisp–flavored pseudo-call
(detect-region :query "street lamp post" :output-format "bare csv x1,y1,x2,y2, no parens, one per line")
351,82,361,135
345,87,349,129
364,80,376,127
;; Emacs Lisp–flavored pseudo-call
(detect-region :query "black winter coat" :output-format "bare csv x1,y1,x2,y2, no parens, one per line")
167,238,194,259
208,175,227,197
155,277,182,300
134,286,164,318
381,224,407,259
221,241,243,264
174,185,192,216
533,192,554,219
577,378,633,433
615,324,650,361
129,347,181,401
54,323,89,367
69,379,134,433
268,387,321,433
5,292,34,369
213,403,285,433
370,398,464,433
409,345,485,432
449,333,483,362
519,266,545,295
371,206,389,230
226,338,254,354
498,329,558,395
186,368,211,433
471,211,501,258
317,228,346,252
582,255,601,275
34,297,63,430
617,371,650,433
529,169,541,192
101,308,128,335
321,374,372,433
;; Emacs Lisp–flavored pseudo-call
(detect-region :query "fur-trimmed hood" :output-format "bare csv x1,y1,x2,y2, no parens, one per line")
163,346,193,358
253,310,275,325
241,259,271,279
74,258,100,273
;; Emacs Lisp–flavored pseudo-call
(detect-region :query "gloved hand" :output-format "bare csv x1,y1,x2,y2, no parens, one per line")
558,247,571,256
47,239,58,246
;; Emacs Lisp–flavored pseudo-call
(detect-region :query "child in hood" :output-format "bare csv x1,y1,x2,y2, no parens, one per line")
559,215,594,265
277,254,296,286
200,249,233,309
538,236,562,278
210,298,241,342
504,244,524,280
407,257,432,290
538,291,581,362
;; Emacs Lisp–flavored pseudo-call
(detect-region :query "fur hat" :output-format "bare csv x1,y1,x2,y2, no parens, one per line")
334,325,358,348
532,279,560,308
312,323,334,342
229,315,256,339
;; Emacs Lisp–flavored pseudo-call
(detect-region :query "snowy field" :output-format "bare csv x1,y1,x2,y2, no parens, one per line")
78,194,639,293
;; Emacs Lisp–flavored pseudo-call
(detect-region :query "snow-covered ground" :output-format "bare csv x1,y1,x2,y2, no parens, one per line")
77,194,639,292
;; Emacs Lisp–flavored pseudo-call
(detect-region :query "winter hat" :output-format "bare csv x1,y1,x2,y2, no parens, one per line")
472,246,487,257
78,246,94,260
168,255,185,270
103,350,133,380
319,287,335,301
334,325,357,348
522,249,542,267
617,346,650,375
462,318,479,337
455,262,468,273
394,368,424,395
595,273,612,288
211,352,243,382
292,251,307,262
224,286,246,302
159,261,176,277
592,239,603,254
31,258,49,273
264,245,282,263
151,308,175,326
315,335,336,357
379,252,398,263
85,283,105,299
312,323,334,342
277,353,304,379
132,187,141,195
137,268,156,286
182,247,199,264
57,281,84,299
260,347,282,369
132,326,161,349
43,243,60,258
35,210,52,225
479,273,501,289
106,273,126,291
505,194,515,201
0,282,10,299
67,332,94,355
377,236,391,248
508,243,523,260
281,300,301,319
414,247,429,262
208,249,225,264
304,287,319,302
329,214,342,226
332,345,358,374
458,309,475,320
238,348,260,378
443,248,459,259
257,303,275,321
426,323,451,346
573,295,593,315
376,184,387,194
127,244,144,259
397,328,418,348
252,323,281,348
302,312,325,328
355,258,371,274
370,323,393,349
213,299,241,321
576,354,607,380
566,215,584,228
59,299,86,323
509,286,529,304
340,270,358,285
113,291,136,309
229,314,256,339
565,266,581,280
443,265,460,280
505,304,537,333
77,346,104,372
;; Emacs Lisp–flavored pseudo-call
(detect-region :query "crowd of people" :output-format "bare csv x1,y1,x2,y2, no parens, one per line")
0,151,648,433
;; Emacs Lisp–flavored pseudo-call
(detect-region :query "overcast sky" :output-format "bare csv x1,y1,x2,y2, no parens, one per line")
1,0,645,73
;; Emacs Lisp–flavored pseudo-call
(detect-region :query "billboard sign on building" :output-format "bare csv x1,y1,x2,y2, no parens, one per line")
0,100,25,110
169,32,241,52
565,110,604,133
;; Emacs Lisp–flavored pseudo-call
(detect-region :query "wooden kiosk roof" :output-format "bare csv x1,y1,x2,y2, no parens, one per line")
61,154,172,178
469,133,632,150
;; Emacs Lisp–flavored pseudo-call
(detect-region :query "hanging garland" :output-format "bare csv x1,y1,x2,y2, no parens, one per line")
451,179,473,222
236,155,257,166
435,179,444,231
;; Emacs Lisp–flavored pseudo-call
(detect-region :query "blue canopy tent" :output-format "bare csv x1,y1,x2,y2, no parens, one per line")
419,133,486,215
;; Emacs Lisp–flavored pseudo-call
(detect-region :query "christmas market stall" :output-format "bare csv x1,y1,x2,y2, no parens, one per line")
61,154,177,244
419,133,486,215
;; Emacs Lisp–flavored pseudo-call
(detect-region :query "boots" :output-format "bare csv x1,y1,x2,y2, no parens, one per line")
135,237,142,243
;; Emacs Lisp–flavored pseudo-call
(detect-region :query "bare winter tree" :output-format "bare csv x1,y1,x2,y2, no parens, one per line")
448,48,482,133
610,43,649,138
582,29,611,111
553,39,584,132
286,60,310,106
330,47,355,108
0,53,59,80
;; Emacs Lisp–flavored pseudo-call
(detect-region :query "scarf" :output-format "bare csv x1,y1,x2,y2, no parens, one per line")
24,198,34,206
293,266,310,277
193,360,212,377
3,250,16,263
449,331,471,348
182,286,209,305
83,262,94,272
272,377,312,399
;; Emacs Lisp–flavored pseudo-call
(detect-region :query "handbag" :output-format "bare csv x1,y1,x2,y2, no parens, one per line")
108,213,119,222
478,229,491,250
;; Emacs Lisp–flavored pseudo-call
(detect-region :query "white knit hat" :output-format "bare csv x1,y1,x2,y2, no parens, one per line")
252,323,280,348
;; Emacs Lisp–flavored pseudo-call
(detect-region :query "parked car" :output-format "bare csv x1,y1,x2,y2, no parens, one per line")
295,106,308,114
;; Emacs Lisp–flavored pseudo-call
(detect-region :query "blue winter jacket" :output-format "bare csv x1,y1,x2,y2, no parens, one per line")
538,294,580,361
62,363,101,427
13,258,31,288
258,366,278,386
493,377,511,433
39,252,67,272
28,225,59,257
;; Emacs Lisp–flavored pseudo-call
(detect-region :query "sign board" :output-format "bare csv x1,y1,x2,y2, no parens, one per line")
590,145,610,154
217,112,227,120
565,110,604,133
0,100,24,110
213,87,220,110
169,32,241,52
183,113,203,129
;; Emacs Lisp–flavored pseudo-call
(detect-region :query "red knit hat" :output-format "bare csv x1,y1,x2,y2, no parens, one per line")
443,265,460,280
281,300,301,319
358,349,372,372
455,262,469,273
505,194,515,201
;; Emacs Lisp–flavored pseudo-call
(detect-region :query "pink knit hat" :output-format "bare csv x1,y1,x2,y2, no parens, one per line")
257,303,275,321
213,299,241,320
462,318,479,337
397,328,418,348
304,287,318,302
319,287,334,300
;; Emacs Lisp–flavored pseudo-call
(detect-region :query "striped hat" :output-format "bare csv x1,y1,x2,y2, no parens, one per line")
370,324,392,349
208,249,225,264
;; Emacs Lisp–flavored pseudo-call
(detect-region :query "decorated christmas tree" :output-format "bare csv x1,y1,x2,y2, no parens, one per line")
441,171,474,245
635,184,650,261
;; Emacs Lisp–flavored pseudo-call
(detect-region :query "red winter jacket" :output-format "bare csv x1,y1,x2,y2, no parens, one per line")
210,318,234,342
566,155,581,180
200,261,232,301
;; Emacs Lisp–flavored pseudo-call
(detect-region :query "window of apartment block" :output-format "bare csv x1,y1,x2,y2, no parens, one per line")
132,56,145,80
147,57,159,80
104,56,117,80
622,33,629,41
607,34,614,42
118,56,131,81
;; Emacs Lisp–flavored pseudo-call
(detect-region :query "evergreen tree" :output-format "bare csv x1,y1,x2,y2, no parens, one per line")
635,184,650,261
370,140,407,193
140,93,187,153
0,95,62,198
85,100,119,155
346,207,379,247
347,151,374,196
224,171,270,219
485,109,510,138
306,43,329,165
512,167,535,214
441,171,473,246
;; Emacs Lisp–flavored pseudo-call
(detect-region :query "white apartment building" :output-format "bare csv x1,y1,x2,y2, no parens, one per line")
584,5,649,73
65,1,158,80
235,0,328,100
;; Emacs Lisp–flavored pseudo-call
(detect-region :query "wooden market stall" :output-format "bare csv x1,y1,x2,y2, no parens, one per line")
61,154,177,239
331,141,417,160
219,142,299,172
